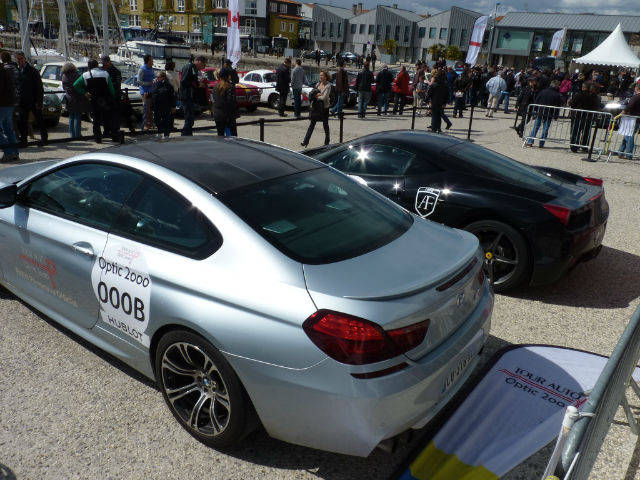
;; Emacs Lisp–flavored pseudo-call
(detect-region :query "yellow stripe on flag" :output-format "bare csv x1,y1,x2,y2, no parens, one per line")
409,441,498,480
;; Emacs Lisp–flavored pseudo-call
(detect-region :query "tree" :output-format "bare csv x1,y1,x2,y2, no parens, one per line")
445,45,463,61
43,0,61,28
382,38,397,55
72,0,95,31
427,43,446,61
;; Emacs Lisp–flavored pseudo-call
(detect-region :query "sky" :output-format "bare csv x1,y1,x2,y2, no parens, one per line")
326,0,640,17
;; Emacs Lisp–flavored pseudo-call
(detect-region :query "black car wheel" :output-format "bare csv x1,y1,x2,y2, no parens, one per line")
156,330,252,449
465,220,529,292
268,93,280,110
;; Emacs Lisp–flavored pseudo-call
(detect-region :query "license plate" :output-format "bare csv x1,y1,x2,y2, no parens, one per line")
442,350,475,394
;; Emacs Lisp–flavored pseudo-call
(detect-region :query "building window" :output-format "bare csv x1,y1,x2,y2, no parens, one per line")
280,3,286,13
418,26,425,38
215,0,226,7
350,23,356,34
460,28,467,47
329,22,334,37
449,28,456,44
359,23,365,34
290,23,294,32
314,22,318,36
281,21,286,32
296,6,301,15
177,0,184,12
439,28,447,39
245,1,257,14
338,23,342,36
193,16,201,30
269,3,277,12
221,15,227,26
376,24,381,40
321,21,326,36
129,14,140,26
403,25,409,42
129,0,137,10
429,27,436,38
385,25,390,40
394,25,400,41
368,24,373,34
180,15,185,25
213,16,218,26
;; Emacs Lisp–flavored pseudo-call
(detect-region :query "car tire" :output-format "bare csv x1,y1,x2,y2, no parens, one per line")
156,330,253,449
246,105,258,112
44,117,60,128
268,93,280,110
464,220,529,292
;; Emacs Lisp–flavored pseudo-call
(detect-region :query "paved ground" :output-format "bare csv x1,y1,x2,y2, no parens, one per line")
1,105,639,480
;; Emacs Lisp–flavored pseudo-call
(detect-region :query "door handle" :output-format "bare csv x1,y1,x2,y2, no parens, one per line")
72,242,95,259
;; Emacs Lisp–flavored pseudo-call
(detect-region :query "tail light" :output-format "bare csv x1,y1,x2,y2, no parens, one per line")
583,177,603,187
544,204,571,226
303,310,429,365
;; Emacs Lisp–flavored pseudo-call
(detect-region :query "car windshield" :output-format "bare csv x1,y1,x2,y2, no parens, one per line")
219,168,412,264
443,143,565,191
263,72,277,83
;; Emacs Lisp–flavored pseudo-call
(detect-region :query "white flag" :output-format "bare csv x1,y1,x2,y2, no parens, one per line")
465,16,489,66
227,0,241,68
549,28,564,57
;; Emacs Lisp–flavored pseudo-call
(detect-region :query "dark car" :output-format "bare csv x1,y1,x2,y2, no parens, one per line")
304,130,609,291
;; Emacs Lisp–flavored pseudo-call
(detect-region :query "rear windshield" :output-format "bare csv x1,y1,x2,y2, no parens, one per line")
443,143,565,191
220,168,412,264
263,73,277,83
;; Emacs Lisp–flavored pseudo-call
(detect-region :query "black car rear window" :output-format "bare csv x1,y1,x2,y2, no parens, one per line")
443,143,565,191
219,168,412,264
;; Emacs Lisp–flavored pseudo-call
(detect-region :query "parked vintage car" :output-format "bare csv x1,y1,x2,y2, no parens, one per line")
240,69,311,110
202,67,260,112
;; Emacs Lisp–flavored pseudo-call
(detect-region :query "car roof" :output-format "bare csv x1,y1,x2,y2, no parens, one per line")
246,70,275,75
347,130,462,151
102,137,323,195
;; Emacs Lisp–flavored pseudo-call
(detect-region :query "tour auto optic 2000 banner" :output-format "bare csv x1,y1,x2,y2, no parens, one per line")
395,345,639,480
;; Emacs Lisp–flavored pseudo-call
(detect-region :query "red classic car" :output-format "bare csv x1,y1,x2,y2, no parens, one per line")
202,67,261,112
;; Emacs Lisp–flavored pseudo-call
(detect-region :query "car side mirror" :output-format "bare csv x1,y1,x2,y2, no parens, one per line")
0,183,17,208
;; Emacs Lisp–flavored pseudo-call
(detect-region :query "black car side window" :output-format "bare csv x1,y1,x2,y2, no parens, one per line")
113,178,222,259
20,163,143,231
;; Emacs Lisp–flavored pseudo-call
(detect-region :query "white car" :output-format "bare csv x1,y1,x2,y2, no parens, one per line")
241,69,312,110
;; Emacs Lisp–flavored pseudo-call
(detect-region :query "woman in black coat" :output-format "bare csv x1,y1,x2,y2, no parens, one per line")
212,69,239,136
61,62,91,138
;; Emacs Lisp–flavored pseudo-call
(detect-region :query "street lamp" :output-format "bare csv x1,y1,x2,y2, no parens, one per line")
486,1,501,67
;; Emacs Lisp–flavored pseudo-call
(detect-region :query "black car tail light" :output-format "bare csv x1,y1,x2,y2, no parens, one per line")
583,177,603,187
544,204,571,226
303,310,429,365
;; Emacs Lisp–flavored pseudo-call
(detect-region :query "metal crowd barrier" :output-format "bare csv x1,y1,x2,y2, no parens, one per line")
602,114,640,162
522,104,613,155
553,304,640,478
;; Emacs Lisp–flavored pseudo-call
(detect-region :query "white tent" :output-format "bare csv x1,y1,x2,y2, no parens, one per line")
574,23,640,68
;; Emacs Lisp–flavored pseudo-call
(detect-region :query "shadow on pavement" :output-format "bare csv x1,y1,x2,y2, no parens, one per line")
507,246,640,308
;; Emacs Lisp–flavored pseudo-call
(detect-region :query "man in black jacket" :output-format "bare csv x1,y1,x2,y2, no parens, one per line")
179,55,207,136
375,64,393,115
15,51,47,145
568,81,600,152
356,61,374,118
275,58,291,117
526,80,562,147
514,77,538,137
428,73,449,133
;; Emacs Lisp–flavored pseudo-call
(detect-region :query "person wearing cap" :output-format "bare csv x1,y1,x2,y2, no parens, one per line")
375,64,393,115
179,55,207,136
212,68,239,136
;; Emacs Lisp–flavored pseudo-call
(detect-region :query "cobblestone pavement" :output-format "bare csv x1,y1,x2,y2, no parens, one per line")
1,105,639,480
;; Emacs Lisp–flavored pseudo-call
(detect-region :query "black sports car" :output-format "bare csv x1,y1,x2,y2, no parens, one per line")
304,130,609,291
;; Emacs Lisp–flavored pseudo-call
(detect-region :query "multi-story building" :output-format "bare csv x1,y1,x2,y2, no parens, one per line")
492,12,640,68
413,7,482,62
311,3,354,53
267,0,302,50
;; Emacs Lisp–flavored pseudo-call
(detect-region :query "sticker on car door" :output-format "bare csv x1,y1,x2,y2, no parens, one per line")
91,243,151,347
415,187,440,218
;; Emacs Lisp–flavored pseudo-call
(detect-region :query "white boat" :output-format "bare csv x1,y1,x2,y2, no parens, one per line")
113,39,192,70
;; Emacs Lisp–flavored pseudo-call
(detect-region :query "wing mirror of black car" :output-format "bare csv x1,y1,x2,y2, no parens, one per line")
0,183,17,208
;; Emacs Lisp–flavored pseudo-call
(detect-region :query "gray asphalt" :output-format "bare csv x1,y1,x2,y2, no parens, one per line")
1,107,639,480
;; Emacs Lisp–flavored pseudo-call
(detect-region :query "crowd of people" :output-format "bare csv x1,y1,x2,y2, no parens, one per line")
1,49,639,160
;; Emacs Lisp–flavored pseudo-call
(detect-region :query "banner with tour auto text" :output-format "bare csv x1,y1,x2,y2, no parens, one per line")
395,345,639,480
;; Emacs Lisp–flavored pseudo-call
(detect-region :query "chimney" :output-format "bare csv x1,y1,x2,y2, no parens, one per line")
393,3,398,7
358,2,362,13
352,3,357,14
